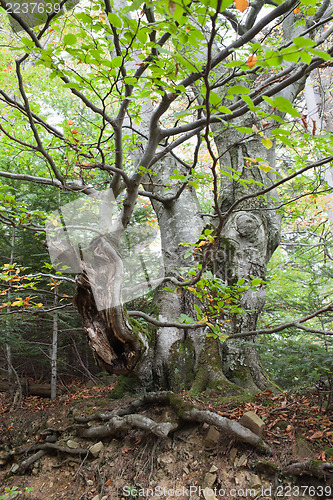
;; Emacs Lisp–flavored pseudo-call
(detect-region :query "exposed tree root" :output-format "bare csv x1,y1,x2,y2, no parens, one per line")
78,392,271,453
18,450,47,473
181,408,270,453
81,414,178,439
3,392,333,477
282,459,333,480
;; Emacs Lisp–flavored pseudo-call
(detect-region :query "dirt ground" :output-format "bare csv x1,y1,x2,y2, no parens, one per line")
0,384,332,499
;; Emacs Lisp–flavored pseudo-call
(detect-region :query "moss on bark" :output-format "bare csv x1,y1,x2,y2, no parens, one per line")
109,375,140,399
168,337,196,391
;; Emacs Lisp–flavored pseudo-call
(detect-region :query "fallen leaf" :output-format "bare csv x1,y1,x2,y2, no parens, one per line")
235,0,248,12
308,431,324,440
247,55,257,69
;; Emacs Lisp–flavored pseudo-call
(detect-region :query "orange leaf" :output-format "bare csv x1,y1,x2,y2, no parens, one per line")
294,7,301,14
247,55,257,69
235,0,248,12
37,303,43,308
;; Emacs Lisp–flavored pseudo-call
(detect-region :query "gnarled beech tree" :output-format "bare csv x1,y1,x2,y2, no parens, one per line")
0,0,333,395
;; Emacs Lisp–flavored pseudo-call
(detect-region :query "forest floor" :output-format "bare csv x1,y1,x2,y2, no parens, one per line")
0,382,332,500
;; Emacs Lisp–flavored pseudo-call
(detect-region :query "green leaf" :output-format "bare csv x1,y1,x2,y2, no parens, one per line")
279,136,292,146
273,96,300,118
283,51,300,63
293,36,314,48
209,91,221,107
300,51,312,64
225,60,244,68
76,12,93,25
124,77,137,85
220,0,234,11
194,303,201,315
21,37,35,48
175,53,198,72
272,128,290,136
307,7,316,15
235,126,253,134
300,0,317,6
62,82,83,90
137,29,147,44
63,34,77,46
111,56,123,67
219,105,233,114
226,85,251,96
262,95,275,107
308,48,332,61
108,12,122,29
266,53,283,67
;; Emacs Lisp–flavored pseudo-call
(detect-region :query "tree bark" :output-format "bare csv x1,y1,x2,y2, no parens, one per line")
212,123,282,391
51,286,58,400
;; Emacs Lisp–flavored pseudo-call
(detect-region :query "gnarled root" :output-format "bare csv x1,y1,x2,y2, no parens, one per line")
1,391,273,475
282,459,333,480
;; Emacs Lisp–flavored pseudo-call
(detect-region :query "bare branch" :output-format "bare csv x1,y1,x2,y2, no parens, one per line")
223,155,333,221
128,310,205,329
27,273,76,284
227,302,333,339
0,170,62,188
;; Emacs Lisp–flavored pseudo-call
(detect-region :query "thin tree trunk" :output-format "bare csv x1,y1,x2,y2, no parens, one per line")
5,229,16,397
51,286,58,400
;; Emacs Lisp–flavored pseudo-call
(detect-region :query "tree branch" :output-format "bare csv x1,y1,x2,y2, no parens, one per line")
128,310,205,329
227,302,333,339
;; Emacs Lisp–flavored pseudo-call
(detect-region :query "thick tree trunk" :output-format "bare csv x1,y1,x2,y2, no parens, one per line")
150,156,206,390
145,153,277,394
213,123,282,391
73,236,148,378
72,150,280,395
